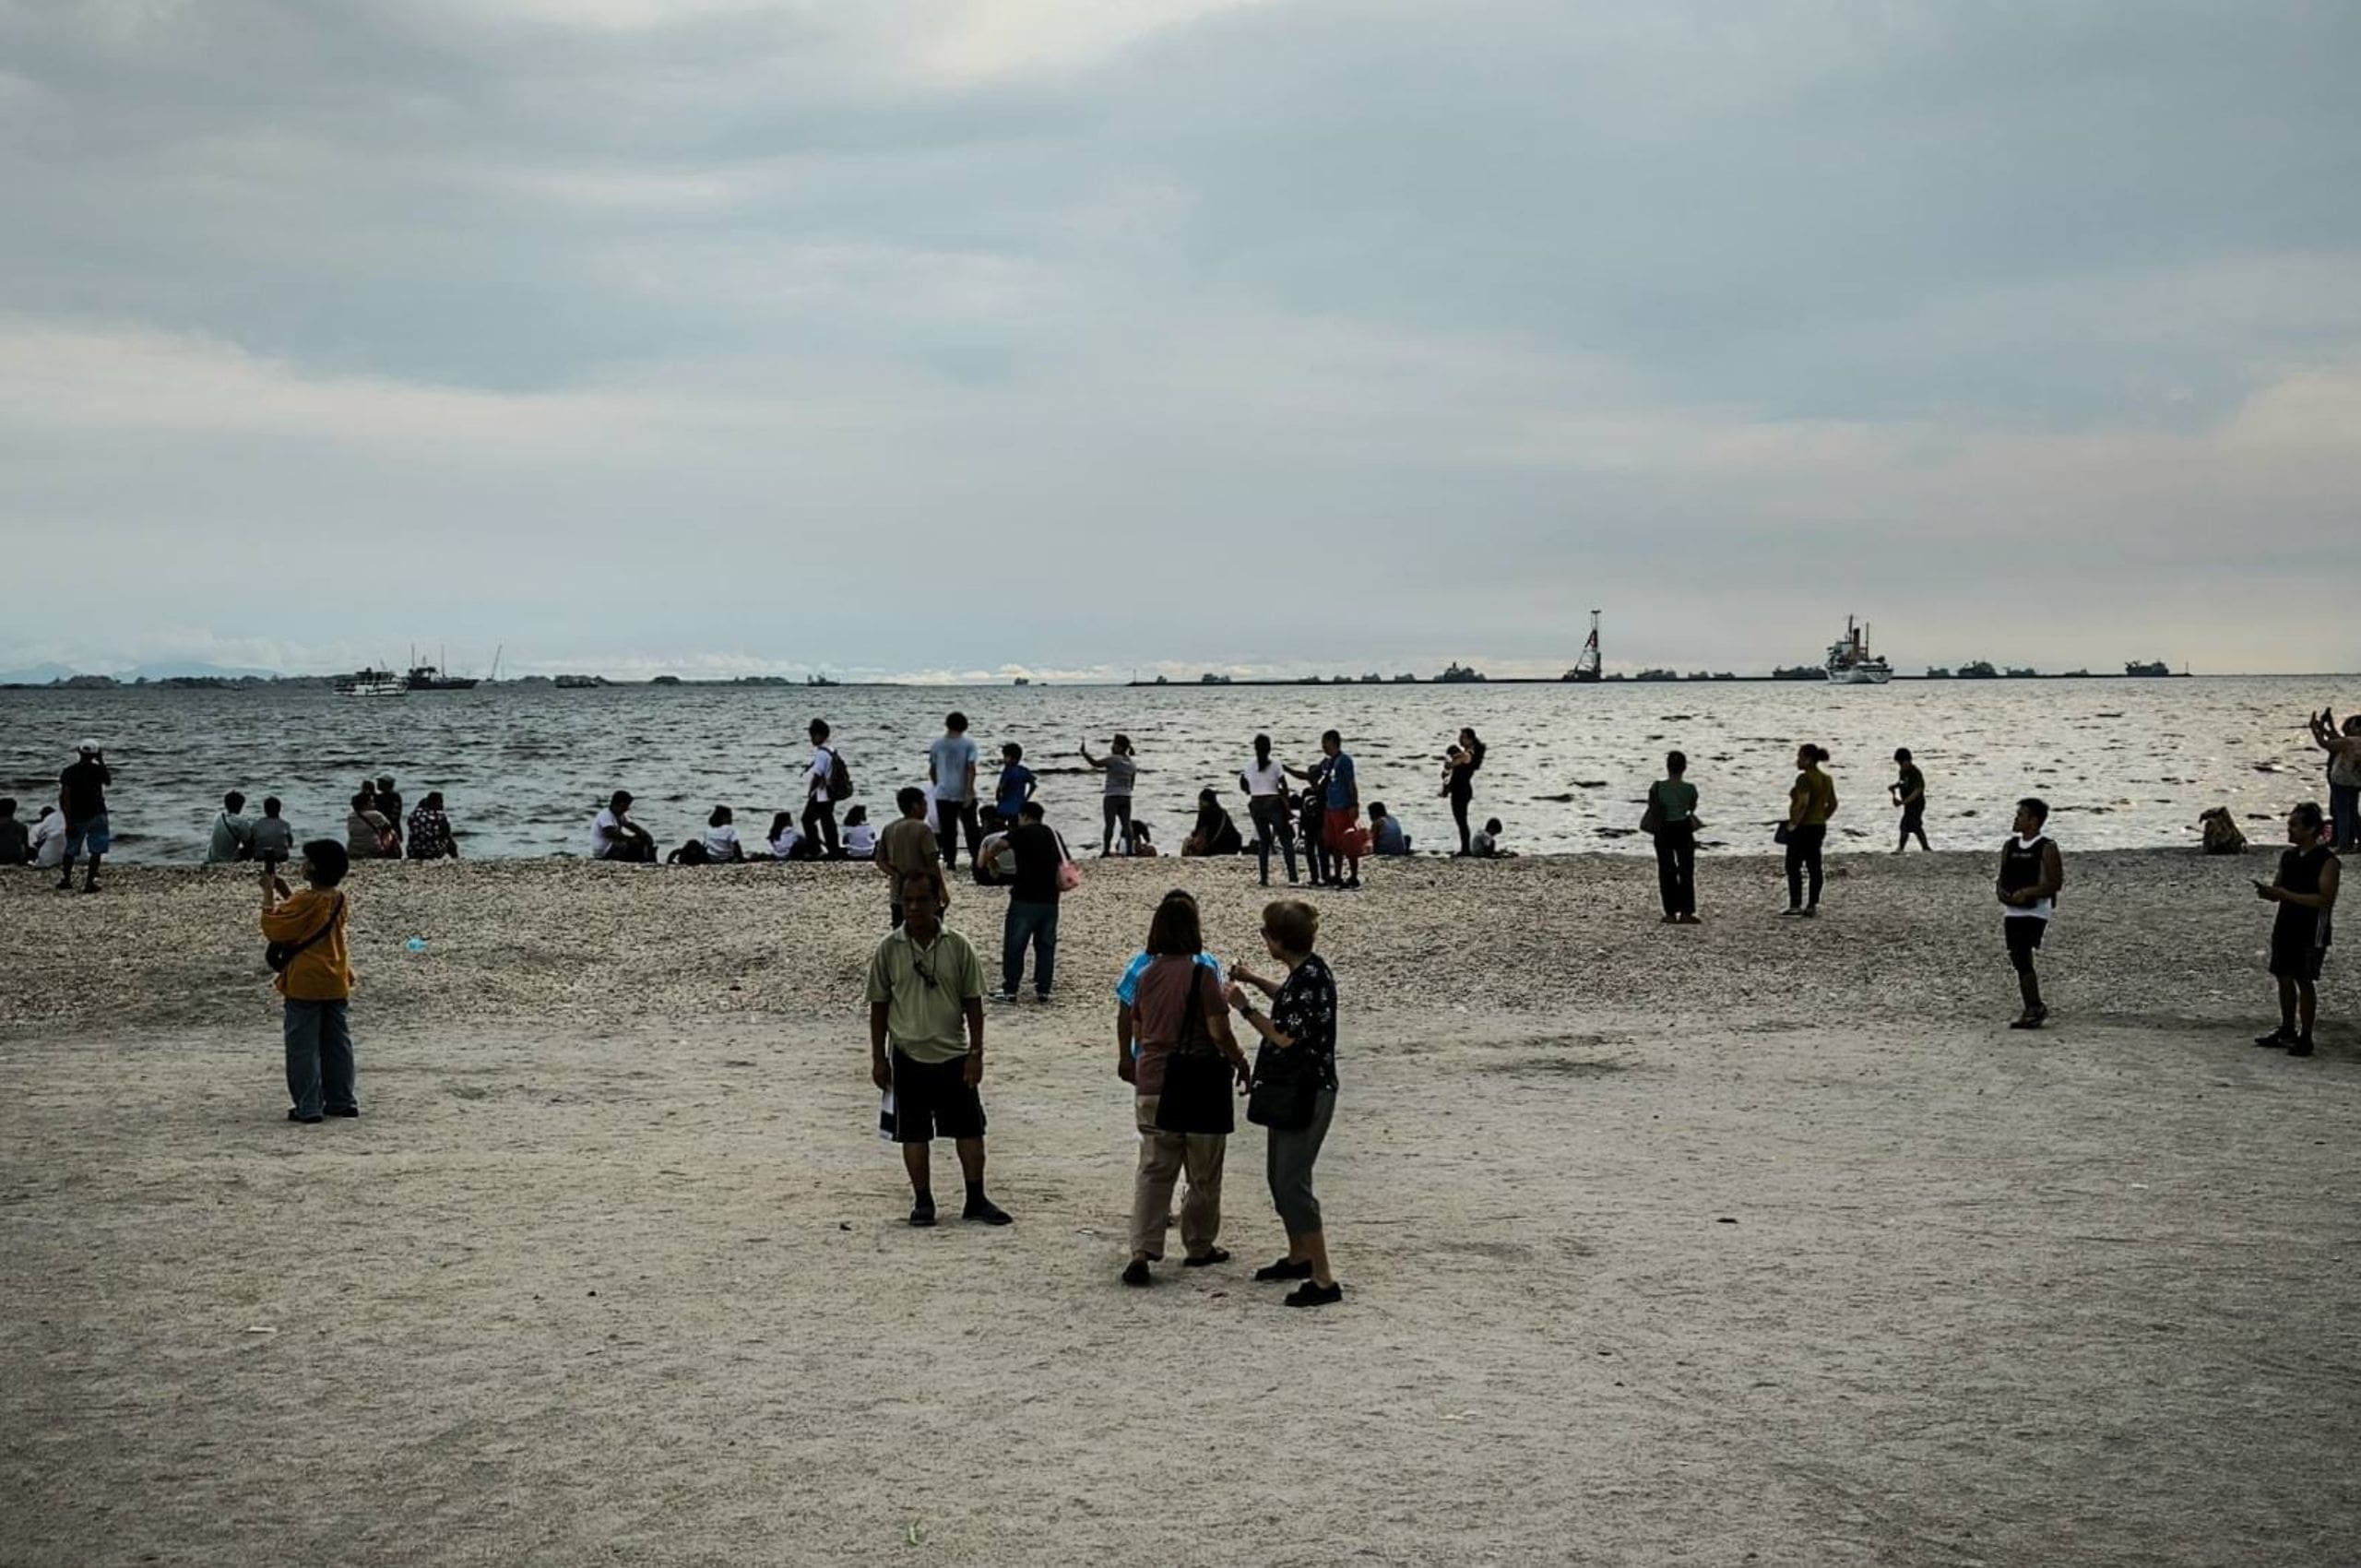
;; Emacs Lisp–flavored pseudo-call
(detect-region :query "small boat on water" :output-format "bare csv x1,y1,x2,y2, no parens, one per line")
1564,610,1604,683
334,667,406,697
405,665,477,692
1825,617,1893,685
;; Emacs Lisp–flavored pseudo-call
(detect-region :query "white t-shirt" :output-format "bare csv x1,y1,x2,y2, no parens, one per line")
844,822,877,858
33,813,65,868
1241,758,1287,797
588,808,624,859
703,824,742,861
808,747,836,805
930,734,980,801
770,826,804,860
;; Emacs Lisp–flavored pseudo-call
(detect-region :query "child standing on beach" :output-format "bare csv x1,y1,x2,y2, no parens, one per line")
1995,799,2064,1030
1892,748,1930,853
2254,802,2340,1058
262,840,357,1123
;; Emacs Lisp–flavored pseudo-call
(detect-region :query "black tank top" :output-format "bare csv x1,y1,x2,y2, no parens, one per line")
2274,846,2336,947
1999,835,2047,898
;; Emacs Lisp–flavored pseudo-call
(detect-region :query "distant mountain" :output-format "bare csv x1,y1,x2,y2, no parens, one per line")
0,662,79,684
0,659,282,684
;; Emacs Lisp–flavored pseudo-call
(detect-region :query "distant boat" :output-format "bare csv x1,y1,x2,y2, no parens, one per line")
553,674,604,689
1771,664,1828,682
1436,661,1488,683
1825,617,1893,685
404,665,478,692
334,667,406,697
807,673,838,687
1634,668,1679,683
1564,610,1604,683
1014,676,1030,686
1957,660,1999,680
2124,660,2175,678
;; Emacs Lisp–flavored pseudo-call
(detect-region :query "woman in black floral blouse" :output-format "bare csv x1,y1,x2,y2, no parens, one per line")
405,792,459,861
1228,897,1343,1308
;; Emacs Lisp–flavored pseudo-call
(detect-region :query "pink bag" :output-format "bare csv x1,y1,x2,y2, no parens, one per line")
1055,832,1082,892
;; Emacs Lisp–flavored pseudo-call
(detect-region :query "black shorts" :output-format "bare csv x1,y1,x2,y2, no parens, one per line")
2269,937,2327,983
890,1049,986,1143
2004,917,2046,969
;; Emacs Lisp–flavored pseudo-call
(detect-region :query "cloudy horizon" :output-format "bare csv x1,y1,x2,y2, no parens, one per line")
4,1,2356,681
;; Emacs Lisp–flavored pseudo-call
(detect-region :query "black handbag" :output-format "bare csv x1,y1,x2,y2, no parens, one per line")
1246,1040,1321,1131
265,894,343,974
1152,963,1235,1136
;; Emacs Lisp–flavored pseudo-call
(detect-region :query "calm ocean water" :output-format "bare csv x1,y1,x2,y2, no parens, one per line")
0,678,2347,863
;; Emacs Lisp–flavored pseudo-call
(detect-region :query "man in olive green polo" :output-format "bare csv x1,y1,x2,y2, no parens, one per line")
867,872,1010,1228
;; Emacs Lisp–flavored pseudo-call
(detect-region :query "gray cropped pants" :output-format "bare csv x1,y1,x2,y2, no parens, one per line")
1266,1087,1336,1236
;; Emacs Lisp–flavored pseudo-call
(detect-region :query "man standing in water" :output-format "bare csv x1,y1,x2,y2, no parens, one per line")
2254,802,2340,1058
1891,748,1930,853
1995,798,2064,1030
57,740,111,894
867,873,1010,1227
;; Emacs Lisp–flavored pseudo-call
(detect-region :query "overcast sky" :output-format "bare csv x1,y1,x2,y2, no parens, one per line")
3,0,2355,680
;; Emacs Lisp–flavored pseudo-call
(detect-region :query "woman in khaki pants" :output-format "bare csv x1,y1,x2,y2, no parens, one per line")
1115,890,1252,1287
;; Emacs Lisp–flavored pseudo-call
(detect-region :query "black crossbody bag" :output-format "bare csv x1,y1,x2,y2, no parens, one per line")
266,895,344,974
1152,963,1236,1136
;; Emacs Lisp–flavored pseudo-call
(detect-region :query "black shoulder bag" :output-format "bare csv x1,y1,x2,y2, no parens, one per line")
1152,964,1236,1136
266,895,344,974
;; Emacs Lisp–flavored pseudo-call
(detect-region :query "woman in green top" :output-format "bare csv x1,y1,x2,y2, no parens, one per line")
1647,751,1702,923
1781,743,1837,916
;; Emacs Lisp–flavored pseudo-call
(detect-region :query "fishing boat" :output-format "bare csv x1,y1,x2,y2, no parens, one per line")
334,667,407,697
1824,617,1893,684
1563,610,1604,683
404,645,478,691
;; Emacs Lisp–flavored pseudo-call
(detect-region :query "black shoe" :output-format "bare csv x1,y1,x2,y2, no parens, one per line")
1284,1281,1344,1308
1343,877,1361,891
287,1110,323,1123
2288,1036,2316,1058
1121,1259,1152,1287
2009,1010,2047,1031
2254,1028,2295,1048
326,1106,360,1118
963,1195,1013,1226
53,878,72,893
908,1198,937,1228
1180,1248,1230,1268
81,883,101,895
1254,1257,1313,1282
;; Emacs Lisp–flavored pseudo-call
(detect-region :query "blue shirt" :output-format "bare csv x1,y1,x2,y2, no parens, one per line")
1115,951,1225,1005
1324,752,1357,809
995,763,1036,818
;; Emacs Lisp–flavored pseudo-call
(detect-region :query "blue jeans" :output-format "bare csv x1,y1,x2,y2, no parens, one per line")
1003,898,1059,996
284,999,356,1118
2332,782,2359,854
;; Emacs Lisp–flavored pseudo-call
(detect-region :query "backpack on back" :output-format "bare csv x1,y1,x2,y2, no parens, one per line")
828,748,855,800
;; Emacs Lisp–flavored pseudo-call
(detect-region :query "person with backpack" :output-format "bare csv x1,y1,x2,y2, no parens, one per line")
804,719,850,858
261,840,358,1123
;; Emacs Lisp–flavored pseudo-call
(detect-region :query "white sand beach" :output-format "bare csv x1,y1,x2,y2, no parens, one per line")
2,849,2355,1565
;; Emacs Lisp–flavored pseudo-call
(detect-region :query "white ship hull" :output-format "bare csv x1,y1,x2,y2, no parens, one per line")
1827,662,1893,685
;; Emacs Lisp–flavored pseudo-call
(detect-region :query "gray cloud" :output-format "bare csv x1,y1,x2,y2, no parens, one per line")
1,0,2355,678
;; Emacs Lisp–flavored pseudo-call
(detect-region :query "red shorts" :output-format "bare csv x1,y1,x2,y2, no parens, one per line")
1324,808,1360,852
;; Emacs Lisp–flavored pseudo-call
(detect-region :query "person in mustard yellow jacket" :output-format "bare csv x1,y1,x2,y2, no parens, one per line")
261,840,358,1123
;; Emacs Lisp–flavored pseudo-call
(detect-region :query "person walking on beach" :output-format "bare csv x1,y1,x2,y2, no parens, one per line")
56,740,111,894
1228,897,1345,1308
1081,734,1137,856
2311,709,2361,851
997,802,1065,1002
1443,728,1487,856
867,873,1009,1227
1240,734,1299,887
1117,890,1252,1286
993,742,1036,827
878,786,949,928
588,790,657,861
929,712,983,870
251,798,295,869
1780,744,1837,917
1996,799,2065,1030
803,719,846,859
207,791,255,864
1645,751,1701,923
407,792,459,861
2254,802,2340,1057
262,840,357,1123
1892,748,1930,852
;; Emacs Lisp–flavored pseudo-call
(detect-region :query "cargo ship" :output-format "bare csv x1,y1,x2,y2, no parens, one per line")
1825,617,1893,684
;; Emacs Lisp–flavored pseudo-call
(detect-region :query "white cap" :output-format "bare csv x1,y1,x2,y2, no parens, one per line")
76,738,101,754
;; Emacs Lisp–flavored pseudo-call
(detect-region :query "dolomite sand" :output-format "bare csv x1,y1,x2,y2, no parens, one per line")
3,849,2355,1566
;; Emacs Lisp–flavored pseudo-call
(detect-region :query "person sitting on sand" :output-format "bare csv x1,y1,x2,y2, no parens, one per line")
841,804,877,860
1183,790,1245,857
346,789,397,860
1781,744,1837,917
1470,817,1510,858
207,790,256,864
0,798,28,866
767,811,812,862
1127,821,1160,858
262,839,357,1123
2199,806,2248,855
371,776,404,856
878,787,949,928
867,872,1009,1228
2253,801,2340,1058
251,798,296,869
1081,734,1138,856
1996,798,2065,1030
31,805,65,870
1228,897,1345,1308
1117,889,1252,1287
406,792,459,861
1891,748,1930,853
587,791,657,862
697,805,744,864
1368,802,1410,857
